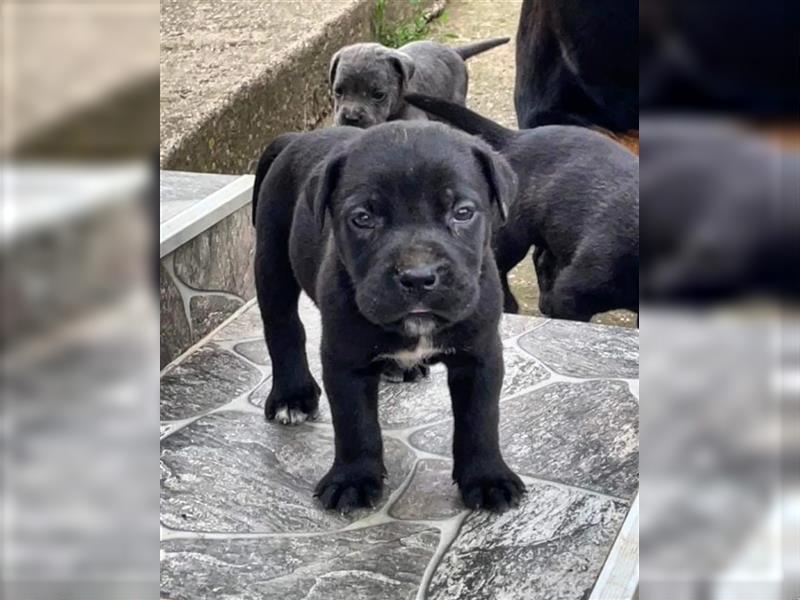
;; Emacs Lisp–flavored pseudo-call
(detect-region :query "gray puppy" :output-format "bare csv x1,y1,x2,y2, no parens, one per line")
329,37,508,127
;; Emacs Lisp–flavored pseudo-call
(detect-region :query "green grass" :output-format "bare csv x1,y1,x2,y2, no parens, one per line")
373,0,448,48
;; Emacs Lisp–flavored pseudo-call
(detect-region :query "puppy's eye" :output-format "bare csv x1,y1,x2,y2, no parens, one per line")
453,204,476,222
334,88,343,98
371,90,386,102
351,209,375,229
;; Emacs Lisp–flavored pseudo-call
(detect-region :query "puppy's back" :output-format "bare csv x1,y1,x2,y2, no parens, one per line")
499,125,638,260
399,41,469,102
252,132,301,225
253,128,360,230
513,125,637,182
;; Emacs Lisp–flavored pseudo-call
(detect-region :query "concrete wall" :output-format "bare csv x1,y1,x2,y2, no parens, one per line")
161,0,444,174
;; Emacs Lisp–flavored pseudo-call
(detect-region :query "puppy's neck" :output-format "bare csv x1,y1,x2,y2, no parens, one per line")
403,315,436,338
381,335,440,371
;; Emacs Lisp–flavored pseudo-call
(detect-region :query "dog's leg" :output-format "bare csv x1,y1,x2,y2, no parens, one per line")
315,358,384,513
534,248,606,321
255,236,320,425
447,336,525,512
494,233,529,314
532,246,555,292
544,262,598,322
499,273,520,314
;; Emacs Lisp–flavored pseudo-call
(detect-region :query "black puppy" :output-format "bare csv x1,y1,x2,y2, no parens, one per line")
253,122,524,512
514,0,638,131
640,0,799,118
640,119,800,303
406,94,639,321
251,131,428,385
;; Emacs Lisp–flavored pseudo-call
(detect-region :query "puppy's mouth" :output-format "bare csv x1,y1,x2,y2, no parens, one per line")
396,306,460,337
355,277,479,334
334,115,372,129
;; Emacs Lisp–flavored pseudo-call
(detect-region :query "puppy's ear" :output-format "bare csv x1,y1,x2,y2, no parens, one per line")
305,152,347,232
388,50,415,90
472,145,517,223
328,49,342,87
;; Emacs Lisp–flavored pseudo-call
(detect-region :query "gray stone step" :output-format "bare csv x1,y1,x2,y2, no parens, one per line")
160,300,640,599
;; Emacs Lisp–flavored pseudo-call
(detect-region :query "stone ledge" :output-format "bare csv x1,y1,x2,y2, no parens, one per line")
159,170,256,366
160,173,253,258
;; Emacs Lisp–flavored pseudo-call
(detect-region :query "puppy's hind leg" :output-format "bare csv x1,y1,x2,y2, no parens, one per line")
542,262,600,323
255,231,320,425
532,246,555,292
494,231,529,314
499,272,520,314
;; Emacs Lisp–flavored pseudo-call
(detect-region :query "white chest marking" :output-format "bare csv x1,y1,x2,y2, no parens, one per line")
379,336,448,370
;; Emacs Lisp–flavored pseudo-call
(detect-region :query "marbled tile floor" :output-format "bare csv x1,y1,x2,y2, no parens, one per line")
160,296,639,599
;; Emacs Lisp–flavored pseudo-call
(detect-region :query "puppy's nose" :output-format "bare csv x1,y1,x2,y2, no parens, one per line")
398,264,440,292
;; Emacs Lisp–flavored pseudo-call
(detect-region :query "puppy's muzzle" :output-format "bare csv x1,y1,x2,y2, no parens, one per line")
336,107,368,128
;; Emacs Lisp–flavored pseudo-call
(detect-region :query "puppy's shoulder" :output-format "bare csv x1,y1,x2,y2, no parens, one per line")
286,127,362,166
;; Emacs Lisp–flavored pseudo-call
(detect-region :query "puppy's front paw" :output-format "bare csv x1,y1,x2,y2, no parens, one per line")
265,381,320,425
314,462,384,513
456,465,526,513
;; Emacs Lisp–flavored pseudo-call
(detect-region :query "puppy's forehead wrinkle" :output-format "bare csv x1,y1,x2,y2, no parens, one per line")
341,123,494,196
337,44,393,82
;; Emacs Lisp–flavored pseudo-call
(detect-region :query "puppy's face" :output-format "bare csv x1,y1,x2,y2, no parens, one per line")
306,123,516,335
328,44,415,128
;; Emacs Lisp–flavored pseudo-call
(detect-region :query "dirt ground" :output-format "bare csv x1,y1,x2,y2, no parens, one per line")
428,0,637,328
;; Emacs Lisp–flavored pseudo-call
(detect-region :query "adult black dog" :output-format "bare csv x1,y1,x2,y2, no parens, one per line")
640,0,799,118
406,94,639,321
514,0,638,131
253,122,524,513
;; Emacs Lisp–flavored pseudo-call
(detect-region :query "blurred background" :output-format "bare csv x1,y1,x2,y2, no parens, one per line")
2,1,159,598
639,0,798,598
1,0,798,598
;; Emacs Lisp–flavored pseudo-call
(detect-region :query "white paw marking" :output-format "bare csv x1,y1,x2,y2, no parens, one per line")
275,407,290,424
289,409,308,425
275,406,311,425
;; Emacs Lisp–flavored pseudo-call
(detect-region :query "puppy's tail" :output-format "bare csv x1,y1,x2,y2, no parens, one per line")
453,36,510,60
251,132,301,226
404,94,515,150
